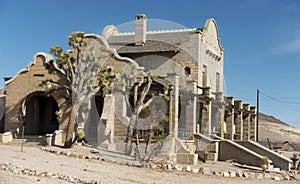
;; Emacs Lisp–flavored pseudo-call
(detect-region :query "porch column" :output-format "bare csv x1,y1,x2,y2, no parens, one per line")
114,85,129,124
224,97,234,140
99,94,115,144
250,106,257,142
234,100,243,140
243,104,251,141
186,79,197,135
201,87,211,137
167,73,179,138
211,92,224,137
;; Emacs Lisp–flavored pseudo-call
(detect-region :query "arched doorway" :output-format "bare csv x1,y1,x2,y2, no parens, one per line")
24,92,59,135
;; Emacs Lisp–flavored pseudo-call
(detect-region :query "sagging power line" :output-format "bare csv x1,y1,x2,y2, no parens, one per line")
260,91,300,105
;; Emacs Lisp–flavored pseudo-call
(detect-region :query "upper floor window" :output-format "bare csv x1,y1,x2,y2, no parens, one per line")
216,72,220,92
185,67,191,76
202,65,207,87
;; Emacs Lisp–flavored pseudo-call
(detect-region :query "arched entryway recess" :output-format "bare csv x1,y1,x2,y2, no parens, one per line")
23,92,59,135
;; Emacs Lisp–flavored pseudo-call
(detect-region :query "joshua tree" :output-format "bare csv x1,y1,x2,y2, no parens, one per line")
42,32,116,148
124,72,168,160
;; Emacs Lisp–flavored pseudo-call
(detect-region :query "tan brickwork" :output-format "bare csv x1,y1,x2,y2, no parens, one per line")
4,53,65,134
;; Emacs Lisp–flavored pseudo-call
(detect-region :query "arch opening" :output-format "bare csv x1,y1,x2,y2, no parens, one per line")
24,92,59,135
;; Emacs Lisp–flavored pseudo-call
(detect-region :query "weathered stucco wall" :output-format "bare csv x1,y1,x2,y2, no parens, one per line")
4,53,66,135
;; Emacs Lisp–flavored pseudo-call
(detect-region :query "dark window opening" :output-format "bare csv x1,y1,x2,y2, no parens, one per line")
33,74,45,77
185,67,191,76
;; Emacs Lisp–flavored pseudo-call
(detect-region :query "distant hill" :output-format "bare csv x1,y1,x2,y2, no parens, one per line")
258,113,289,126
258,113,300,150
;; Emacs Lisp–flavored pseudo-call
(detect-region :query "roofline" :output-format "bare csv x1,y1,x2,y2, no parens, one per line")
85,33,144,70
5,52,53,86
202,18,224,51
114,28,199,36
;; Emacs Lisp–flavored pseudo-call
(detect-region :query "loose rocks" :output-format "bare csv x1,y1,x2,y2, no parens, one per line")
0,163,100,184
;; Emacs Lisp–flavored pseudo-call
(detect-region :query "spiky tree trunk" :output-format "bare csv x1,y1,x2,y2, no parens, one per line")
43,32,119,149
125,75,153,156
64,103,79,148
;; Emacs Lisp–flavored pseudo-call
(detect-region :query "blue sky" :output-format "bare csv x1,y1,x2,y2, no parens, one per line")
1,0,300,128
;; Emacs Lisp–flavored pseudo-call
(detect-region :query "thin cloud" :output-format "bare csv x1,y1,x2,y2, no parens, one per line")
279,36,300,53
268,27,300,55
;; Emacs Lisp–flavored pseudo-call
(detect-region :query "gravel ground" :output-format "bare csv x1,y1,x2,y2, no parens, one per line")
0,144,299,184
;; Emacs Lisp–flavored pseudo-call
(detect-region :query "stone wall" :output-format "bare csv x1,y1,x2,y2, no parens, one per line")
237,141,292,171
219,139,267,167
0,95,5,132
4,53,65,135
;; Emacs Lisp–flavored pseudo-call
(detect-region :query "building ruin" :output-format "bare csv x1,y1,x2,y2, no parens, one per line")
0,15,291,170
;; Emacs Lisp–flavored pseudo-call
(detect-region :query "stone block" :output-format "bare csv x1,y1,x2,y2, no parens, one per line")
205,142,219,153
46,134,53,146
248,172,256,179
205,152,218,161
174,165,183,171
213,171,222,176
256,173,264,179
185,165,191,172
176,153,198,165
243,172,248,178
229,171,236,177
53,130,64,146
192,168,199,173
273,176,281,181
167,164,172,171
273,167,280,172
236,172,243,177
200,167,212,175
264,173,272,179
183,141,196,153
223,171,230,177
0,132,13,143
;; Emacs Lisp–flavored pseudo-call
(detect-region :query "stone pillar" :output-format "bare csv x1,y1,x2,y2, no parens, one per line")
186,79,197,135
167,73,179,138
224,97,234,140
201,87,211,137
99,94,115,147
234,100,243,140
211,92,223,136
243,104,250,141
114,85,129,124
250,106,257,142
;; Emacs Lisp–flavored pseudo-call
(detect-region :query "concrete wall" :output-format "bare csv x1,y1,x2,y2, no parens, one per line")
237,141,292,171
219,139,268,167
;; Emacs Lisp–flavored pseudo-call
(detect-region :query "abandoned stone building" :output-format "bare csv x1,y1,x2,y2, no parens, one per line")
0,14,292,170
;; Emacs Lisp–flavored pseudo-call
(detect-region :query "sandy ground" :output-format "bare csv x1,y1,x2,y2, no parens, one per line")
0,144,299,184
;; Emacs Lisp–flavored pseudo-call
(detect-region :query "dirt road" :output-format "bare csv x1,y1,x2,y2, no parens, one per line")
0,144,298,184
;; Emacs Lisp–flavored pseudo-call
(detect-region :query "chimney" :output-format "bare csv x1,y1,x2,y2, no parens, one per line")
135,14,147,46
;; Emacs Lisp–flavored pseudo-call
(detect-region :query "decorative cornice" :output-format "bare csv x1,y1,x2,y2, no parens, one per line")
5,52,53,86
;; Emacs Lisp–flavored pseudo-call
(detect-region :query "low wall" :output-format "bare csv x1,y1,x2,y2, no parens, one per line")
219,140,268,167
237,141,292,171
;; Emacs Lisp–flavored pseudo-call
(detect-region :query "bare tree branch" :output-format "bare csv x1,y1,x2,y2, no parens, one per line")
137,75,152,107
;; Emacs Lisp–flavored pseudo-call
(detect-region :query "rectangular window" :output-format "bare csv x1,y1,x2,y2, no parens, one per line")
202,65,207,87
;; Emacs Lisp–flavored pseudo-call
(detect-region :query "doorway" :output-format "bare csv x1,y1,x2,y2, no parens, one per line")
24,93,59,135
